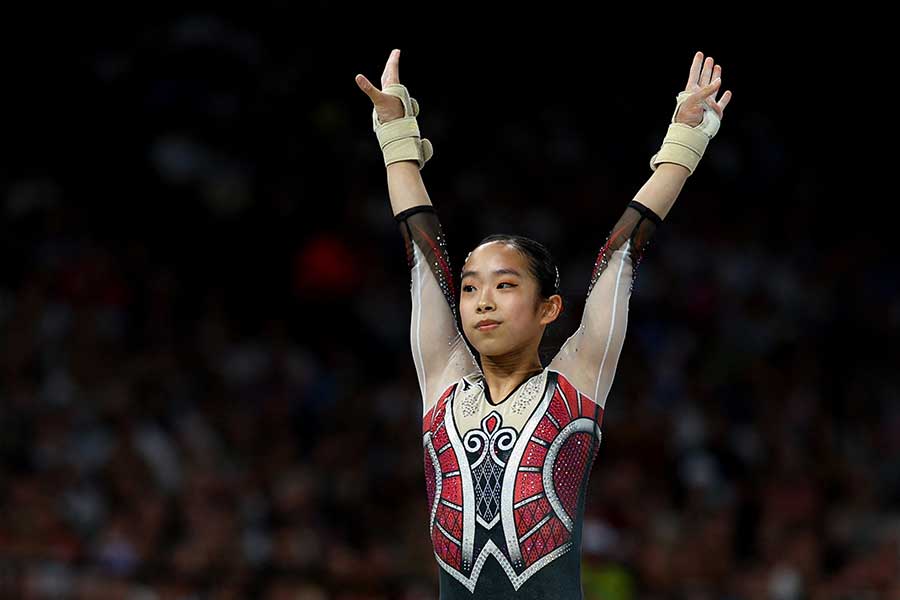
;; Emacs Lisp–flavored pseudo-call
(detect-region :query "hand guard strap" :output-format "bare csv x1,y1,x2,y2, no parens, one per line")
649,90,721,175
372,83,434,170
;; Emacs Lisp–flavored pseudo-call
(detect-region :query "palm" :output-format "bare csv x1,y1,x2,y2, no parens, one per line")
675,51,733,127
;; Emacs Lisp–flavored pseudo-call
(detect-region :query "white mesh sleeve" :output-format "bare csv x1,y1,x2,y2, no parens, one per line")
549,201,662,409
396,205,480,416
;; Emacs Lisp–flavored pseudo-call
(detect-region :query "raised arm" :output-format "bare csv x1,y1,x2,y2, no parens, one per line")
548,198,662,407
550,51,732,408
395,201,480,416
357,50,479,416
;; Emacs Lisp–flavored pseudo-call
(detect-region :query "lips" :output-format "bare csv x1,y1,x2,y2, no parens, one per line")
476,320,501,330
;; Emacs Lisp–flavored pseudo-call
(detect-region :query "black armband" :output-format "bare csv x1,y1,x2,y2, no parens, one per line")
395,204,459,319
586,201,662,297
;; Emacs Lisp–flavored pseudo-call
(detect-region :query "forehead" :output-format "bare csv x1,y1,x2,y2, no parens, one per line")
462,241,527,272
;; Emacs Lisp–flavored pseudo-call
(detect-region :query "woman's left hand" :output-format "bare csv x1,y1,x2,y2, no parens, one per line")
674,51,733,127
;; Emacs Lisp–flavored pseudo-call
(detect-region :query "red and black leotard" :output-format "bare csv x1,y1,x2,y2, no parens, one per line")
395,201,661,598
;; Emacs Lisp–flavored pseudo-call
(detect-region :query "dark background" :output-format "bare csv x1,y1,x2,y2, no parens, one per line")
0,10,894,600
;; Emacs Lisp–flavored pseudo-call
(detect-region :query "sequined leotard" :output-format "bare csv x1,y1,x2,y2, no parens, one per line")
395,201,661,598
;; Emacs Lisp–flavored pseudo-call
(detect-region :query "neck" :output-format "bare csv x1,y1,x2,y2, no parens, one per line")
481,353,543,378
479,345,544,403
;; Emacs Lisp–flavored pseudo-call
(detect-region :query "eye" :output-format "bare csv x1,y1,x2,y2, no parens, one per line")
462,283,515,292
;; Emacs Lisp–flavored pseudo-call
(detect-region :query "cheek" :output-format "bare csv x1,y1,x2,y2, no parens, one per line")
507,297,540,329
458,295,471,322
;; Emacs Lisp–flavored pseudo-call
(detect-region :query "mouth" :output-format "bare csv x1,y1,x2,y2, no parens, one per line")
476,321,501,331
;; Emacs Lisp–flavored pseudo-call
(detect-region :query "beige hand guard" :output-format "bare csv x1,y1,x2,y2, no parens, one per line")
372,83,434,169
650,91,721,175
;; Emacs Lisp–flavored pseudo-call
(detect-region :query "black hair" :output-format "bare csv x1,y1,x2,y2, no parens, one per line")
470,233,560,303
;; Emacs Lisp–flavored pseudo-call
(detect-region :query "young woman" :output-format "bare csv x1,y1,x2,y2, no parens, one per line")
356,49,731,598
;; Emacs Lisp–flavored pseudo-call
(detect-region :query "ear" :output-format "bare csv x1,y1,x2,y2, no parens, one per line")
539,294,563,326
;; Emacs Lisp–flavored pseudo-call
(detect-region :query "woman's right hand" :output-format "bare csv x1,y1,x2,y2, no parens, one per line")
355,49,406,124
674,51,732,127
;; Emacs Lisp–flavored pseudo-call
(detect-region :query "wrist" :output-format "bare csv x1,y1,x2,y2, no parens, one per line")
656,163,690,177
372,84,433,170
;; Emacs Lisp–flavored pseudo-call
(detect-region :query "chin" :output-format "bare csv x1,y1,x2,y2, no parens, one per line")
472,338,512,356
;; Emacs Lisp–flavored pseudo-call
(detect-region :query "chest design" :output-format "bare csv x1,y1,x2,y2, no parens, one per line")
422,370,603,592
464,410,518,530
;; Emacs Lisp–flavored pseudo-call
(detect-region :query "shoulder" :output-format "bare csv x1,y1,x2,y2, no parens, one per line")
546,368,597,405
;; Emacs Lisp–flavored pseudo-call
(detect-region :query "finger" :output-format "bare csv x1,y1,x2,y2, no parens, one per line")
355,74,383,103
719,90,732,110
686,51,703,89
700,56,714,86
706,83,726,119
382,48,400,87
690,77,720,102
707,75,722,102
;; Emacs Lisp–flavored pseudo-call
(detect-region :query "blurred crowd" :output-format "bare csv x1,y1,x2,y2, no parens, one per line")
1,14,897,600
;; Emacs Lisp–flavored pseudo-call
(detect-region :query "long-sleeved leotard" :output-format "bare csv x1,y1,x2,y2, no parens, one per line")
548,200,662,411
395,204,482,416
395,200,661,598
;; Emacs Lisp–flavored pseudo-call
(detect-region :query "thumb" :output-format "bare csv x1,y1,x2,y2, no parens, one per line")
701,78,721,95
687,78,720,104
355,74,382,102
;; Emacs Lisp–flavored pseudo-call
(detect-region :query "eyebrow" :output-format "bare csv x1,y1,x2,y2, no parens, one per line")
460,268,522,280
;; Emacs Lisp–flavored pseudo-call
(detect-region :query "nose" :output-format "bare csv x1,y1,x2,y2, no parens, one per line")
476,296,495,313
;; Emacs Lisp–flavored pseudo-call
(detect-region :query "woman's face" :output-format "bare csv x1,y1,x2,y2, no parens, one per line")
459,242,554,357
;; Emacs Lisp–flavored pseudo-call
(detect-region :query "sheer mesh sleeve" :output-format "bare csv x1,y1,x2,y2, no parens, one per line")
549,200,662,409
395,205,480,416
